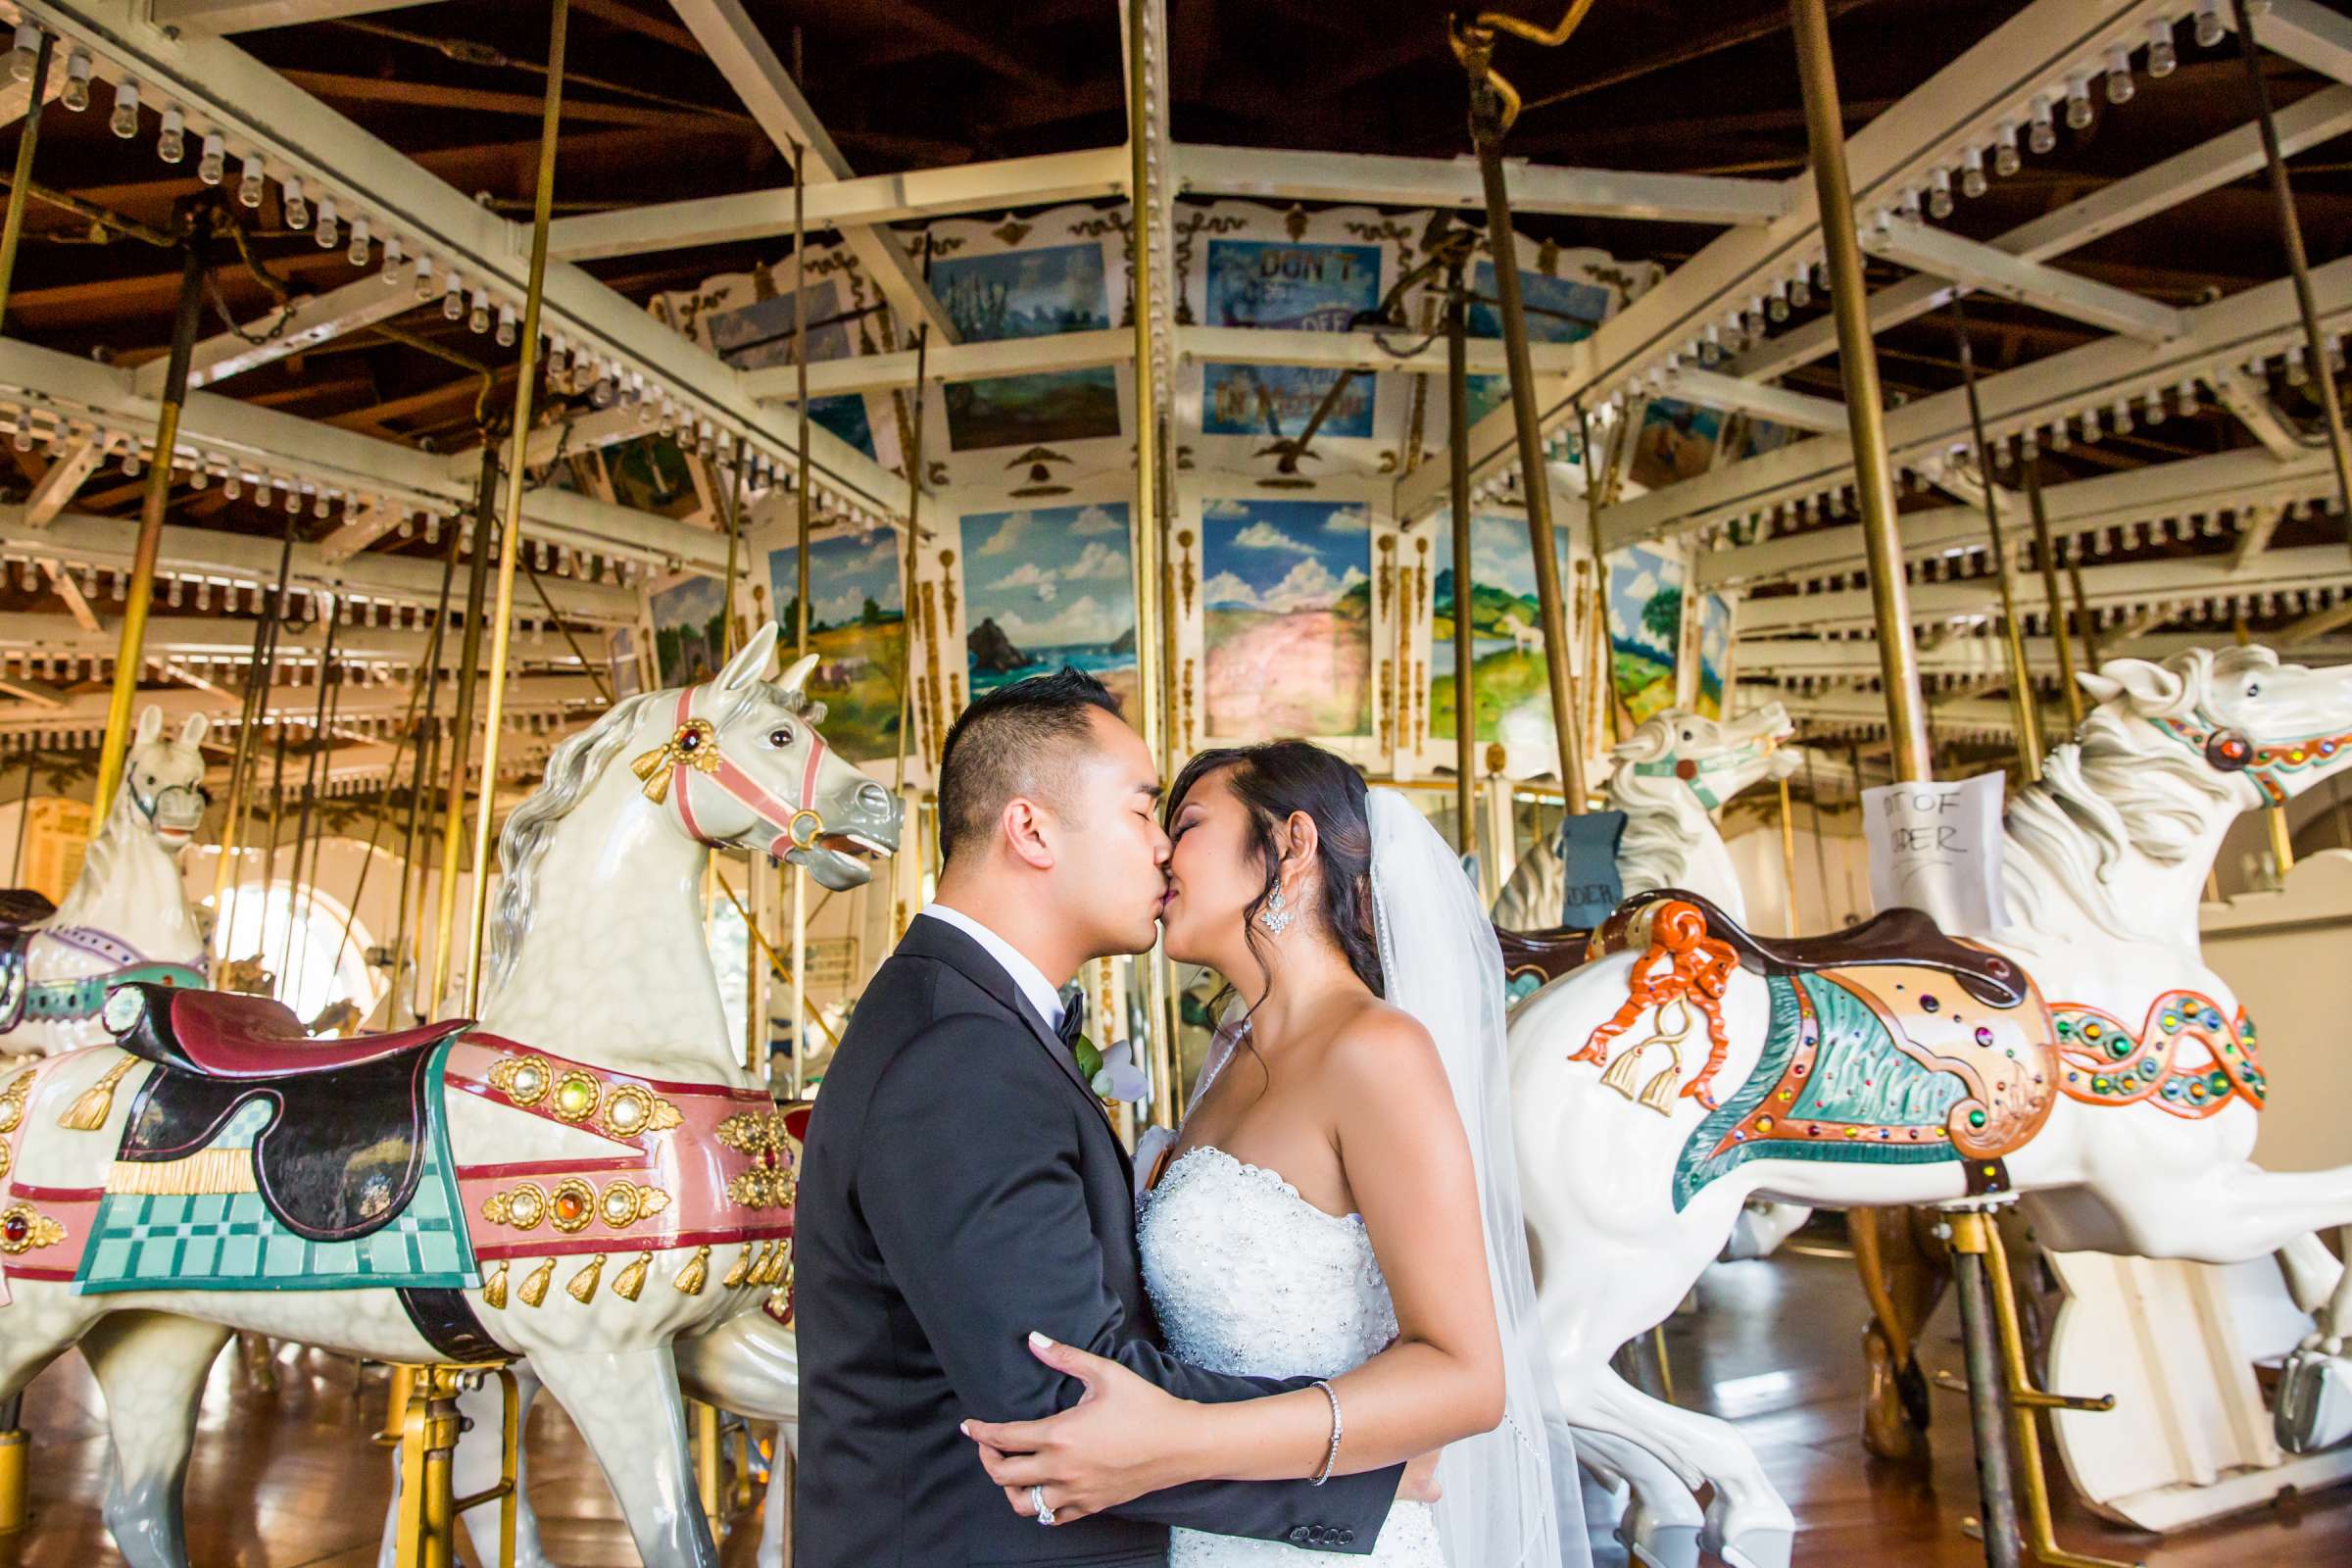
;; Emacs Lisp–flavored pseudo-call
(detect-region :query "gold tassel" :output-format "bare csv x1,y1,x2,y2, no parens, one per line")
60,1056,139,1132
566,1253,606,1303
630,748,675,803
482,1261,510,1310
673,1245,710,1297
763,1241,795,1287
517,1258,557,1308
612,1251,652,1302
1638,1064,1683,1116
1598,1045,1646,1100
722,1244,754,1290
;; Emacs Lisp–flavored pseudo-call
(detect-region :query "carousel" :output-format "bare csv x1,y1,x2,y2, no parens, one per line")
0,0,2345,1564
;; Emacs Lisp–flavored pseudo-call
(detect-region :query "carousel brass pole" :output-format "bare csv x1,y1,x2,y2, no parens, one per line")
93,205,211,820
2022,461,2084,732
1446,261,1478,858
1949,297,2042,776
2230,0,2352,544
0,29,52,331
1577,401,1622,752
212,516,301,924
460,0,568,1017
8,748,32,886
1790,0,1930,786
428,452,502,1015
1776,775,1801,936
789,135,811,1100
1464,70,1586,806
892,310,928,803
2068,564,2102,671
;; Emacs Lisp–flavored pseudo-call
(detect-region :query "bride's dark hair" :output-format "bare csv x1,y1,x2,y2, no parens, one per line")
1164,742,1385,1023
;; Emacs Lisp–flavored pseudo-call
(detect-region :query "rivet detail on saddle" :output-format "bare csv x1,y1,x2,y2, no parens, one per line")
480,1175,671,1234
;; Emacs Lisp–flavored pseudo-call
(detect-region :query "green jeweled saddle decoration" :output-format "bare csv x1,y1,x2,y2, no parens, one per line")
1671,972,1966,1211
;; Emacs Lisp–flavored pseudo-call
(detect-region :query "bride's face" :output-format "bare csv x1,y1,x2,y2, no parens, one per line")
1159,768,1267,970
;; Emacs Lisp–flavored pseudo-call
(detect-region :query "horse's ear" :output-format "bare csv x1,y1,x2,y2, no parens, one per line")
1609,714,1671,763
2086,658,2186,715
713,621,779,692
778,651,820,695
133,705,163,748
180,713,210,750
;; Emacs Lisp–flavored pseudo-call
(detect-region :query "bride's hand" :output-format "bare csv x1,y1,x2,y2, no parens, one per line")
962,1331,1191,1525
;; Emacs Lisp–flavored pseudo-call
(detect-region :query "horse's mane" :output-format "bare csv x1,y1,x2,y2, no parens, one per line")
2001,650,2247,944
1606,715,1719,900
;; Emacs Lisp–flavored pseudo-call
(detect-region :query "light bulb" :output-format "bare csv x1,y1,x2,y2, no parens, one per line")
155,107,184,165
1897,184,1923,221
2195,0,2224,49
314,491,330,518
7,24,42,85
9,424,28,454
382,234,405,282
281,174,310,230
1961,146,1987,198
414,253,436,301
61,51,90,112
190,465,209,489
315,196,338,250
2029,95,2056,155
2105,45,2134,104
591,375,615,409
425,517,440,545
2148,18,2178,76
496,304,516,347
1768,285,1789,322
347,217,370,267
109,78,140,138
237,153,266,209
222,473,241,500
2051,421,2071,453
2065,74,2093,130
467,291,490,335
1993,121,2022,178
1928,167,1954,220
1789,266,1811,310
548,338,568,379
197,131,225,185
2146,392,2166,427
2112,397,2132,435
122,449,141,477
442,272,464,321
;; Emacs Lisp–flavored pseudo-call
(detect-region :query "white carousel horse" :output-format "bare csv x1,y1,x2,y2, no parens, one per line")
0,706,210,1062
1492,703,1798,933
0,624,899,1568
1509,644,2352,1568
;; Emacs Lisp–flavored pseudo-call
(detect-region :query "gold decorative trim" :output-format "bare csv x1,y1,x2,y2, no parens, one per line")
549,1071,601,1124
0,1200,63,1254
674,1244,711,1296
480,1182,549,1232
0,1068,31,1136
517,1257,556,1307
721,1244,755,1290
596,1179,673,1229
612,1250,653,1302
488,1054,554,1106
481,1260,510,1310
597,1082,680,1141
107,1150,257,1196
565,1253,606,1304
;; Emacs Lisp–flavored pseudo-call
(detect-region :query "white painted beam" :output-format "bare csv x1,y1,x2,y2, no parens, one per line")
22,433,104,528
747,327,1133,402
2204,366,2307,463
147,0,430,29
1177,325,1582,378
2247,0,2352,86
0,672,599,729
548,147,1129,263
664,0,956,344
1661,367,1847,433
137,273,417,398
1178,144,1788,226
1863,218,2186,340
36,560,96,632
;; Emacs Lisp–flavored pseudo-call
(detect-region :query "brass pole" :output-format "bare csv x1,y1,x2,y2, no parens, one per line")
1776,774,1801,937
1467,84,1585,805
1948,298,2042,775
789,133,811,1100
2022,460,2084,732
94,207,210,819
2230,0,2352,544
428,453,502,1015
0,30,52,330
2068,564,2102,670
7,748,31,886
892,311,928,801
278,614,340,992
211,516,301,918
1576,401,1622,753
1790,0,1929,784
388,539,458,1025
1446,262,1478,858
461,0,567,1018
719,451,745,659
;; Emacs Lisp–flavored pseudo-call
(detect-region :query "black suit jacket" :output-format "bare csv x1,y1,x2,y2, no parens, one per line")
795,914,1401,1566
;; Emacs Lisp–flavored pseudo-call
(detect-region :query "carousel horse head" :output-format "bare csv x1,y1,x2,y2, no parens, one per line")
119,705,211,850
1608,702,1799,814
2079,643,2352,808
637,621,902,890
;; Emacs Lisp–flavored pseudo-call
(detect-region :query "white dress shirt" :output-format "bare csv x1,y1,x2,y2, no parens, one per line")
917,903,1065,1031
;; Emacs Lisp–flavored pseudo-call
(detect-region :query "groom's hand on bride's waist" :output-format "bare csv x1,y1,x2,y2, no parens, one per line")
962,1331,1194,1526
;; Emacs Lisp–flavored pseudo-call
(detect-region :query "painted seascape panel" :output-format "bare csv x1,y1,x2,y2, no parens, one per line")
960,502,1138,712
930,242,1120,451
766,532,906,760
1200,497,1372,738
1430,511,1575,750
1200,240,1384,439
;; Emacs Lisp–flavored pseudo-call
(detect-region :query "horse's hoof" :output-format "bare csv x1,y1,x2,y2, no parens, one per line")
2277,1347,2352,1454
1618,1519,1702,1568
1718,1528,1796,1568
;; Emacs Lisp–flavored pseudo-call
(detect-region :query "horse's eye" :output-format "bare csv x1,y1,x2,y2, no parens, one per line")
2246,684,2262,699
768,726,794,748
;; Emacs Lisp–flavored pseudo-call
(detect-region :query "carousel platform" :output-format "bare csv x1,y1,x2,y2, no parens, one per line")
1,1244,2342,1566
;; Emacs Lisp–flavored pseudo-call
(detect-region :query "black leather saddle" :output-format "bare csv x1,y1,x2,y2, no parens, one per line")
1616,888,2028,1009
0,887,55,1032
107,983,474,1244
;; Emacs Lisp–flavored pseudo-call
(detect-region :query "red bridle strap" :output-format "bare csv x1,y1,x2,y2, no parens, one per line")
646,687,829,856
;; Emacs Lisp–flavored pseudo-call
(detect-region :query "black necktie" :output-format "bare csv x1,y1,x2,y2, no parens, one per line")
1054,1000,1084,1055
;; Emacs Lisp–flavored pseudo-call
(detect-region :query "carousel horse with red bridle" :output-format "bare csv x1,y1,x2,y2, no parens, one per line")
1509,644,2352,1568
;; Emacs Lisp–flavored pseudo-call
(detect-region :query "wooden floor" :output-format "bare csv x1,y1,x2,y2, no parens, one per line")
3,1248,2347,1565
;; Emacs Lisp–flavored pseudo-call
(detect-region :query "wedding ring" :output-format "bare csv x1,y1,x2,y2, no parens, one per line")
1030,1485,1055,1526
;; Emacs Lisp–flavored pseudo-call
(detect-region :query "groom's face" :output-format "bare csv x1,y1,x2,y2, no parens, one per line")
1049,709,1171,959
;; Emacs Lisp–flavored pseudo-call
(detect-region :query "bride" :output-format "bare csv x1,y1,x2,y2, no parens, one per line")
964,741,1590,1566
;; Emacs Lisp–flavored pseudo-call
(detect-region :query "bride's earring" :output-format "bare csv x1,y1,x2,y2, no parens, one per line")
1257,887,1294,935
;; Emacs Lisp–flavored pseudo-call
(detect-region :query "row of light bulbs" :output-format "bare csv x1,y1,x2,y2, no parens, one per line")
2,21,879,530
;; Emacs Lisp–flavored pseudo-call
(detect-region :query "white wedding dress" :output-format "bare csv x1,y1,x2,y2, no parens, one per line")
1140,1133,1446,1565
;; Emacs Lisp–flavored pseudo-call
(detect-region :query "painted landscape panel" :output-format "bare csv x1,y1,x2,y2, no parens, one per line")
766,532,906,760
960,502,1138,712
1607,541,1686,728
931,242,1121,450
1429,511,1575,749
1200,498,1372,738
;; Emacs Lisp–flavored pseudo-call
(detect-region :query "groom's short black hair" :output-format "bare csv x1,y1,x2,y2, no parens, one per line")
937,666,1124,866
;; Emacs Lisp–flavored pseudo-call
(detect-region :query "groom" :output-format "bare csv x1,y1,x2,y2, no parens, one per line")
796,669,1405,1564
